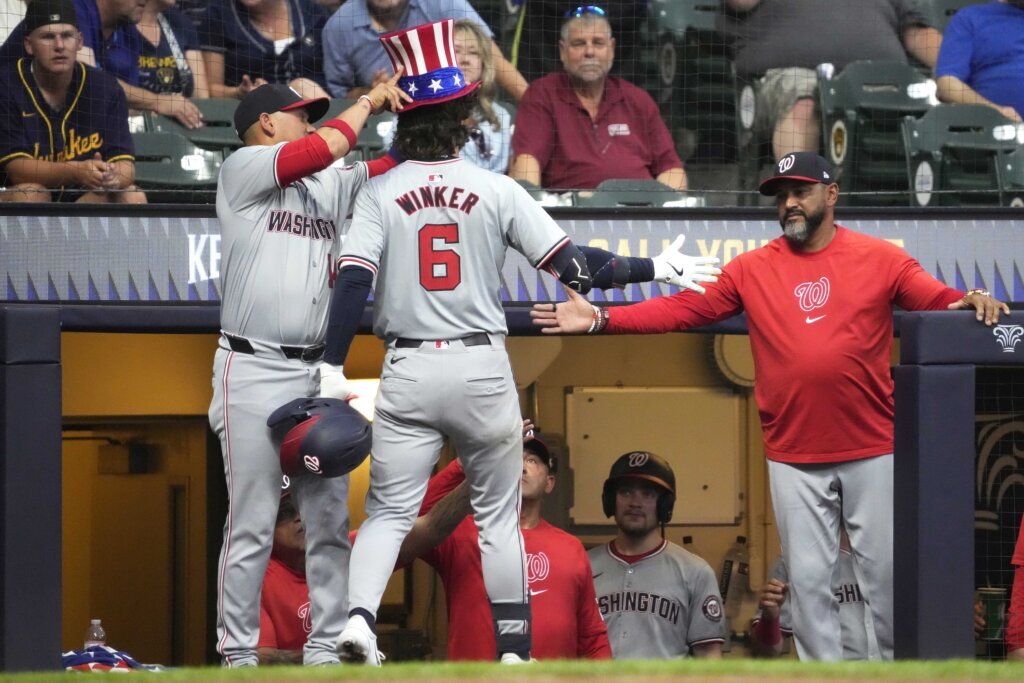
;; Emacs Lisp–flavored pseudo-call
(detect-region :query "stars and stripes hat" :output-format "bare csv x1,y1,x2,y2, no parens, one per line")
379,19,481,112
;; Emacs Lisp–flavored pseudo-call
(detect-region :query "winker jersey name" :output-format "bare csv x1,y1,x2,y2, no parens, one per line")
589,540,726,659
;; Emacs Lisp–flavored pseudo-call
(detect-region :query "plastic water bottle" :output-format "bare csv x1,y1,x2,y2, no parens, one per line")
719,535,750,620
84,619,106,649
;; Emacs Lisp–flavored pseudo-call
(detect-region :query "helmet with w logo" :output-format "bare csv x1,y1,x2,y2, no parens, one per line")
601,451,677,523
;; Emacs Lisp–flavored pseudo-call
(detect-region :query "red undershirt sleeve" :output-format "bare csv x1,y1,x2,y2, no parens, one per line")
274,134,334,188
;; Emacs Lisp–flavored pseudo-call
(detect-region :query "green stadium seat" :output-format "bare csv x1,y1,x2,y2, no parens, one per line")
901,104,1022,207
145,98,243,159
916,0,988,32
573,178,704,207
1003,146,1024,208
818,60,936,205
132,131,221,203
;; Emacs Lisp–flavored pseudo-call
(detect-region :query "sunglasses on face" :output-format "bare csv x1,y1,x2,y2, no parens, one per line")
565,5,606,17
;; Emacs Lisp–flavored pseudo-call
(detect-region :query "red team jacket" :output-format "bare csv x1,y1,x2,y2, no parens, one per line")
420,460,612,660
1008,515,1024,652
258,557,311,651
608,227,963,464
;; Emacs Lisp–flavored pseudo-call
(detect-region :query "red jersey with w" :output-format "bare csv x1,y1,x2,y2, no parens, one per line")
420,461,611,660
258,557,311,650
609,226,963,463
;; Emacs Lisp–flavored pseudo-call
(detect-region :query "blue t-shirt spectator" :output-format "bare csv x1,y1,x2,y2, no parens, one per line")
138,7,199,95
0,59,135,195
0,0,141,84
935,0,1024,119
199,0,326,88
321,0,490,98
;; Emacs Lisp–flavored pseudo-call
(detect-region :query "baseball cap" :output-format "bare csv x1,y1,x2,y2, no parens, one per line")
758,152,836,196
233,84,330,140
24,0,78,32
524,434,556,473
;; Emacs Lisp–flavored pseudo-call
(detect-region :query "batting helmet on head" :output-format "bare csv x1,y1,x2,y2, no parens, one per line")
601,451,677,523
267,397,372,478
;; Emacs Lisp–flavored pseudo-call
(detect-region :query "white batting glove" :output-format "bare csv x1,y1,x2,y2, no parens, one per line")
319,363,356,400
651,234,722,295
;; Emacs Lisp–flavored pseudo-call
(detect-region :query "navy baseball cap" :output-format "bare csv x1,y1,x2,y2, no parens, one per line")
525,433,556,473
758,152,836,196
24,0,78,32
234,84,330,140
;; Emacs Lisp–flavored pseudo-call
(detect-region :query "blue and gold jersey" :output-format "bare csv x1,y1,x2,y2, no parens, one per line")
0,59,134,191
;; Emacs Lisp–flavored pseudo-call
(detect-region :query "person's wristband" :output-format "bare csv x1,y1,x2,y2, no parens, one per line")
965,288,991,298
587,305,609,334
358,94,378,114
320,119,358,150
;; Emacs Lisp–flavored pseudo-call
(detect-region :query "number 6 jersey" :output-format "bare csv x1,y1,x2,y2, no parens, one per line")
339,157,568,341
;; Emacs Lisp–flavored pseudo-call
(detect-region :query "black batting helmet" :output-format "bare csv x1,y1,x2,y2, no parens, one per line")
601,451,677,524
267,397,372,478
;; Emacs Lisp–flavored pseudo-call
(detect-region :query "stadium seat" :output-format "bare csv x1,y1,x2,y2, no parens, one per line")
573,178,703,207
818,60,936,205
145,98,243,159
1003,146,1024,208
901,104,1022,207
132,131,221,203
648,0,748,169
916,0,988,32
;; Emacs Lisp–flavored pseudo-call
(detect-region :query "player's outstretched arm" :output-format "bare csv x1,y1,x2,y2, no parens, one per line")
947,290,1011,327
579,236,720,293
530,287,598,335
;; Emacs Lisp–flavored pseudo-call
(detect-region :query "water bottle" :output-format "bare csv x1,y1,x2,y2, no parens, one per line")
719,535,750,620
83,619,106,649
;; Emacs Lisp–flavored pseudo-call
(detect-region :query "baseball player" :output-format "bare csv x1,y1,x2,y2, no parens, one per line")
319,19,719,666
749,526,879,660
419,435,612,660
532,152,1011,661
208,76,409,667
589,451,726,659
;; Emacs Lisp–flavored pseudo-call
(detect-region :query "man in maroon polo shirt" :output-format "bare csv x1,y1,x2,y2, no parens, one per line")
508,7,685,191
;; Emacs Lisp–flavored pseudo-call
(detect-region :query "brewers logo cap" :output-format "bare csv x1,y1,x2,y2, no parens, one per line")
758,152,836,196
378,19,481,111
234,84,330,140
24,0,78,32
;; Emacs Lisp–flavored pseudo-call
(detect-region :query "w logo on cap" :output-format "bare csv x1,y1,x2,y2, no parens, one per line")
379,19,480,111
778,154,796,173
628,452,650,467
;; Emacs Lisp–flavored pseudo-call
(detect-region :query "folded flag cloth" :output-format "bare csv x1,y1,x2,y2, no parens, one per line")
62,645,164,672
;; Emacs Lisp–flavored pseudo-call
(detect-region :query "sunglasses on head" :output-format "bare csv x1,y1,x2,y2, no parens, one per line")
565,5,606,17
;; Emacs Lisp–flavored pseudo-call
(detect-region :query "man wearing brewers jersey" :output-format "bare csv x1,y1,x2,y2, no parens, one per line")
589,451,726,658
319,19,719,666
208,76,409,667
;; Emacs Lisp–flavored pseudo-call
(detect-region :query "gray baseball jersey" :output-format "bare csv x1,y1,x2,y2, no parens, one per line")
210,147,370,666
753,549,880,660
217,145,368,345
339,158,567,339
342,158,570,658
589,540,726,659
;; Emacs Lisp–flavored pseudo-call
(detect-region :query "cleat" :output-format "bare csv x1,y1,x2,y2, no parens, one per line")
337,614,385,666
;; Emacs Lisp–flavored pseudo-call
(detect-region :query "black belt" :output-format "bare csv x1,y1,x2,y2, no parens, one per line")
394,332,491,348
224,333,325,362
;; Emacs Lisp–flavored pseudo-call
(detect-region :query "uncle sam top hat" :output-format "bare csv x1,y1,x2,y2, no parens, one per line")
379,19,480,111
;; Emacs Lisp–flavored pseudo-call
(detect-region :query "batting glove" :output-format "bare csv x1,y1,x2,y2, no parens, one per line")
319,363,356,401
651,234,722,295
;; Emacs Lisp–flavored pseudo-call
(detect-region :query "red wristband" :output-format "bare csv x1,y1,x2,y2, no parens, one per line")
320,119,358,151
751,616,783,647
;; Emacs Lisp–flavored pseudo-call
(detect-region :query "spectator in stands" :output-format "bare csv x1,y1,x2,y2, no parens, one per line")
935,0,1023,123
3,0,205,128
199,0,330,101
453,19,511,173
321,0,527,102
259,480,472,664
0,0,146,203
508,8,685,190
510,1,649,84
420,433,612,660
721,0,943,160
137,0,209,99
0,0,27,44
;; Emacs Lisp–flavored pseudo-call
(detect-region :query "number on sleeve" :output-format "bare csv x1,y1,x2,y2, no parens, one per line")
418,222,462,290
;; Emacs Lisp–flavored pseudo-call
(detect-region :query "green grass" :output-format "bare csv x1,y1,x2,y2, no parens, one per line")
9,658,1024,682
